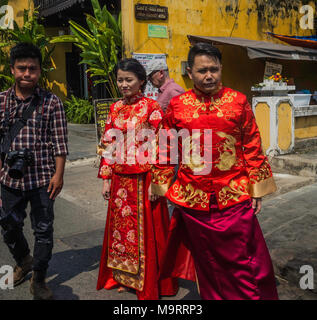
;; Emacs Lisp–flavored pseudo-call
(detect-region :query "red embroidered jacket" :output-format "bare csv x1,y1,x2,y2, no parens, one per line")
97,94,163,178
151,87,277,210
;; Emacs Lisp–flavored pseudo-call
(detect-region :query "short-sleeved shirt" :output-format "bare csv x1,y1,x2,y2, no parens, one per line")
0,86,68,190
157,79,185,112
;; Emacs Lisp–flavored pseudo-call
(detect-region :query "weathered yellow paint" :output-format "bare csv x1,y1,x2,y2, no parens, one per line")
254,102,270,153
121,0,316,97
7,0,33,27
277,102,292,151
45,27,72,101
295,116,317,139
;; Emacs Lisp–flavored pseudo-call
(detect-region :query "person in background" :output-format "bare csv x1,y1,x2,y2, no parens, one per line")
146,59,185,113
96,58,178,300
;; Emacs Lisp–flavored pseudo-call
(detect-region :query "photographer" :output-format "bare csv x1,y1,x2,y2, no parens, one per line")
0,43,68,300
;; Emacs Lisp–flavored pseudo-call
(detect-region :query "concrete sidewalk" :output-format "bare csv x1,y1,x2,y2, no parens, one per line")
1,123,317,300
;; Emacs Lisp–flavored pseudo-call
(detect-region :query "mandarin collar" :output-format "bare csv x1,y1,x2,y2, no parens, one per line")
192,84,224,99
122,92,144,105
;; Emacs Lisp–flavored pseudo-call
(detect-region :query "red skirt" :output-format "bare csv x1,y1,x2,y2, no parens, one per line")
160,194,279,300
96,172,178,300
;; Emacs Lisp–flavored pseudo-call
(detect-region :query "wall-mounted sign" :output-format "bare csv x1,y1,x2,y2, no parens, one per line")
148,24,168,39
135,4,168,20
264,61,283,79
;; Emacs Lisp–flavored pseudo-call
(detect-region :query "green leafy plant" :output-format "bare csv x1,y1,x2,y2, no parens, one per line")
51,0,122,98
0,3,55,91
64,95,95,124
0,47,14,91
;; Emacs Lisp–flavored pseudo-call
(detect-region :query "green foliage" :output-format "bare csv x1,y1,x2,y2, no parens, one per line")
0,4,55,91
51,0,122,98
64,95,95,124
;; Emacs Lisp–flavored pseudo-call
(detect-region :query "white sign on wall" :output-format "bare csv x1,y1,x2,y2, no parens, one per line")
132,53,167,100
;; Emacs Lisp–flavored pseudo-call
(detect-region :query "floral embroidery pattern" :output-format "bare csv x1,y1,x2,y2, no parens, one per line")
127,230,136,243
112,176,146,291
116,243,126,253
152,167,174,185
117,188,128,201
249,159,272,183
122,205,132,217
149,110,162,121
99,165,112,177
218,179,249,206
170,183,209,208
179,90,238,122
113,230,121,241
114,198,122,209
112,96,149,130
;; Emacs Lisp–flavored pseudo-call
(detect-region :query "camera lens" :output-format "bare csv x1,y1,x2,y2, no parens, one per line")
8,158,25,179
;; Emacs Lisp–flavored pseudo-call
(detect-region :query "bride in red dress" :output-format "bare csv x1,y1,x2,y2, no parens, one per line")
96,58,178,300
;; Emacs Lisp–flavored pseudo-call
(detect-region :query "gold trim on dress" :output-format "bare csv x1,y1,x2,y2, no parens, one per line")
249,176,277,198
249,159,272,183
112,175,146,291
151,182,170,196
179,90,238,122
218,178,249,206
170,183,209,208
152,168,174,185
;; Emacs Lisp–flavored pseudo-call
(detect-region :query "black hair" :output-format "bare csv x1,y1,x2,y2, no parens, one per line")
187,42,222,68
10,42,42,67
116,58,147,93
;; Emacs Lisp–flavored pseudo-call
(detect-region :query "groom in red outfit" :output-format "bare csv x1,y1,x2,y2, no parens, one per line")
151,42,279,300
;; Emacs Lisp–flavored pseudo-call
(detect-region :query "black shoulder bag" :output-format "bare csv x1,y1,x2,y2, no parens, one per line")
0,94,42,230
1,94,41,158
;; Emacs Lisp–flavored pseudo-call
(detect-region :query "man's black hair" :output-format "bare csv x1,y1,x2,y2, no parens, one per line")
10,42,42,67
116,58,147,93
187,42,222,68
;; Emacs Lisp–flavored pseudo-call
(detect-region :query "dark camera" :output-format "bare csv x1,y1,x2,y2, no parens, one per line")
6,148,34,179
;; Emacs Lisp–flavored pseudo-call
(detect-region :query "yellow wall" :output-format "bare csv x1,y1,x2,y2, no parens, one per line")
45,28,72,101
8,0,32,27
122,0,316,98
295,116,317,139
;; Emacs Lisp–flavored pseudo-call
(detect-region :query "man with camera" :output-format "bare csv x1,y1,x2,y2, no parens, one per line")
0,43,68,300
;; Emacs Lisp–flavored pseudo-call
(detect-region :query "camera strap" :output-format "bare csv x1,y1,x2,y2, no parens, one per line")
1,94,41,155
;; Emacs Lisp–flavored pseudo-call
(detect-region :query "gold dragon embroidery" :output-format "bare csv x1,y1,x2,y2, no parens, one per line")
215,132,237,171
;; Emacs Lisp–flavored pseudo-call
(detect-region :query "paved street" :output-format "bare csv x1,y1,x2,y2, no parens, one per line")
1,124,317,300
